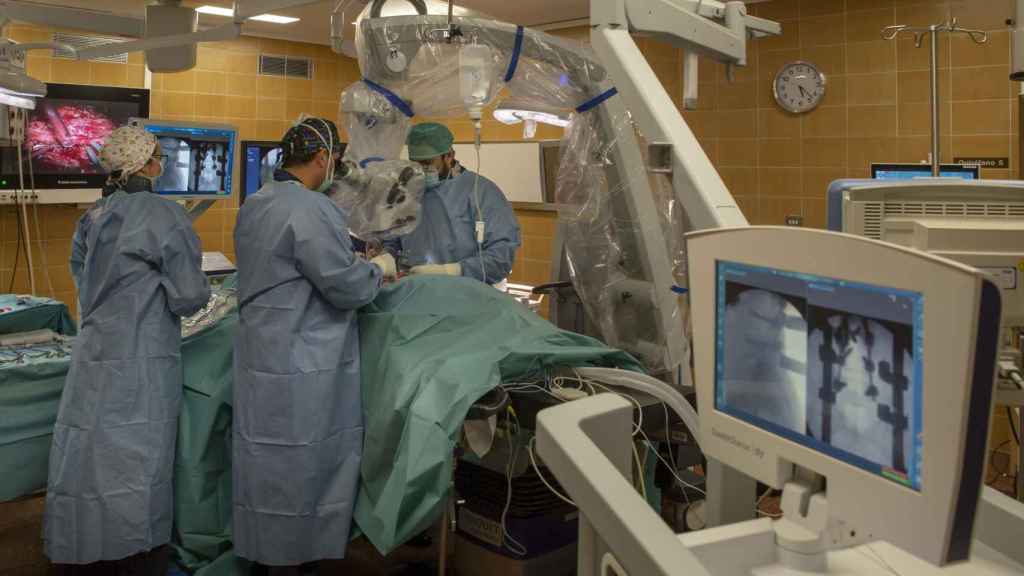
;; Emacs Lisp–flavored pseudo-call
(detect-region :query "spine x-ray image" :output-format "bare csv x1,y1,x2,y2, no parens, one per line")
722,284,808,435
157,137,229,193
807,312,913,476
717,262,921,486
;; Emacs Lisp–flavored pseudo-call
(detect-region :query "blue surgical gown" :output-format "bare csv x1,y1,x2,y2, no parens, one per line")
232,177,385,566
44,186,210,564
400,170,521,284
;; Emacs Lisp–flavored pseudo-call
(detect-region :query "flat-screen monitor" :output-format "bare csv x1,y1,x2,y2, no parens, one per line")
688,227,1002,566
0,83,150,191
871,163,979,180
240,140,349,204
715,260,924,491
131,119,236,199
240,140,283,205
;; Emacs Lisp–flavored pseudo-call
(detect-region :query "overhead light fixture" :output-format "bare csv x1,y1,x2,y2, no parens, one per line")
196,5,300,24
249,14,301,24
493,108,571,128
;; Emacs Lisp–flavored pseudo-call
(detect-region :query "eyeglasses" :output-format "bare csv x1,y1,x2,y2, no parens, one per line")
152,154,167,161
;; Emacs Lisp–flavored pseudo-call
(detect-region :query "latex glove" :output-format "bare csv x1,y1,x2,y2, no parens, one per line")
370,253,397,279
410,262,462,277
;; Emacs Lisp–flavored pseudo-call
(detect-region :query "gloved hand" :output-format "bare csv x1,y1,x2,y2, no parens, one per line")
370,253,397,279
410,262,462,277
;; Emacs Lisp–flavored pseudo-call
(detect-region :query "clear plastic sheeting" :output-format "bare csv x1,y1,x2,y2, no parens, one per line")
329,160,426,241
354,14,605,121
555,107,690,381
340,82,411,165
352,12,693,382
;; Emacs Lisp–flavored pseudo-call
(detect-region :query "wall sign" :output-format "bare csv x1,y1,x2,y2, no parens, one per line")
954,157,1009,169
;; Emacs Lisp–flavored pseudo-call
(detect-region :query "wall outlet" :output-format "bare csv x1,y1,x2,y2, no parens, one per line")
785,215,804,227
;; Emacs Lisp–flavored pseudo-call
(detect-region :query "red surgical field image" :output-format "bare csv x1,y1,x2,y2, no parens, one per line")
28,103,115,173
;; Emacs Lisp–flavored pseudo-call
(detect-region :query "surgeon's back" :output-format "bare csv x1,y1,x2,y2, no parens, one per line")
232,175,383,566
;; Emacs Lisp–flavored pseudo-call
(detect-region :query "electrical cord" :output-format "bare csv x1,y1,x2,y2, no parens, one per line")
8,191,21,293
755,488,782,519
501,409,528,557
28,153,54,297
1008,407,1020,445
15,142,35,295
527,436,576,507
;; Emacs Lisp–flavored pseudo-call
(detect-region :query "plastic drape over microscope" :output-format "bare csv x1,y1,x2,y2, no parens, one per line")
555,107,690,378
343,13,690,377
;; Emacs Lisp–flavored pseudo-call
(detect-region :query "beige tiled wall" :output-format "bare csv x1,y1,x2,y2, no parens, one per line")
686,0,1019,228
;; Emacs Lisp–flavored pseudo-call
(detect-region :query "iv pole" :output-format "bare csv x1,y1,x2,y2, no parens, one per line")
883,17,988,177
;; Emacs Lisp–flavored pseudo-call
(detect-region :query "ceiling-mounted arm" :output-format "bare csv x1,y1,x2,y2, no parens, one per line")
75,23,242,61
0,0,145,37
591,0,780,230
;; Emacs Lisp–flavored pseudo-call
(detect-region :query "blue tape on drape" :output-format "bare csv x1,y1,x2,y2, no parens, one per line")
576,87,618,113
363,79,415,118
503,26,525,83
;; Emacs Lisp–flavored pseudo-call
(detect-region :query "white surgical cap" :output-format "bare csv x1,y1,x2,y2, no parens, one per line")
100,125,158,177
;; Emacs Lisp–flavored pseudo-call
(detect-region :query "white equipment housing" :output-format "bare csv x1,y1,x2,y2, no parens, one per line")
537,227,1024,576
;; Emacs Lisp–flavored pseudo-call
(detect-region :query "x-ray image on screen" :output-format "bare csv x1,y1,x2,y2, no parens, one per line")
156,137,228,193
807,311,914,479
722,283,808,435
715,261,924,490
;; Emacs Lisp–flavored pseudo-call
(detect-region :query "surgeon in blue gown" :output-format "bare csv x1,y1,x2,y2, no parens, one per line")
400,123,521,285
232,117,396,575
44,126,211,575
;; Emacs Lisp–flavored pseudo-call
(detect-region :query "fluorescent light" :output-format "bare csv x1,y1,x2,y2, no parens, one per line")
196,5,234,17
249,14,300,24
195,5,300,24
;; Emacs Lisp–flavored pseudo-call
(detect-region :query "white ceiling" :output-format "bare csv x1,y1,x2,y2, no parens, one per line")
18,0,592,47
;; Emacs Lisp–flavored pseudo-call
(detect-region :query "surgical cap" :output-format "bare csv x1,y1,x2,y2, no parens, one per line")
282,117,343,160
100,125,158,176
407,123,454,161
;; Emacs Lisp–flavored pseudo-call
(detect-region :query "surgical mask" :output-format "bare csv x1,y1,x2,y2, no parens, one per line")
424,169,441,188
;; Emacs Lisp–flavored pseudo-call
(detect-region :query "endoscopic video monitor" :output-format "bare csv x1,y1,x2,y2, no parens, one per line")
0,83,150,191
130,119,236,199
715,261,924,490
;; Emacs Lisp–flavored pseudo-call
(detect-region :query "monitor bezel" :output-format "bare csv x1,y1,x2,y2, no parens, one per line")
870,163,980,180
0,83,151,191
687,226,1000,566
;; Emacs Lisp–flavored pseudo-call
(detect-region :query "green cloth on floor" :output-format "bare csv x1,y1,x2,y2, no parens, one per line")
0,295,77,336
353,275,642,555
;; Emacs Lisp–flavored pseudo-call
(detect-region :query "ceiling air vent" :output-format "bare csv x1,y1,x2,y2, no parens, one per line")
259,54,312,79
53,32,128,64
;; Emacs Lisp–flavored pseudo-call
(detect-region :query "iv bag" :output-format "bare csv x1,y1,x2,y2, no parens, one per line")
459,43,494,118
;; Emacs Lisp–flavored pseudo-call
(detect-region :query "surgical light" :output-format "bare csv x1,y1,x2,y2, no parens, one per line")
493,108,571,129
196,5,300,24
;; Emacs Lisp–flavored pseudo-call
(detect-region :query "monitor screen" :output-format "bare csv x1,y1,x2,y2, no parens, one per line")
240,141,283,204
715,261,924,491
136,122,236,198
0,84,150,190
871,163,979,181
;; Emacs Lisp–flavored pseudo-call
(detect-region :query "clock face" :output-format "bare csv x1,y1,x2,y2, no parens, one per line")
774,62,826,114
